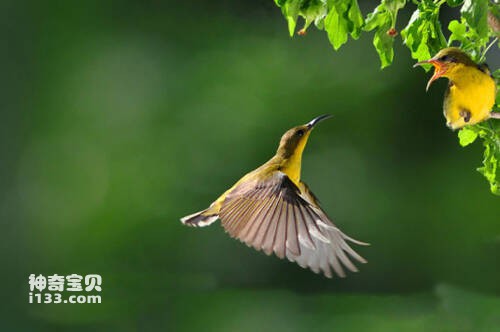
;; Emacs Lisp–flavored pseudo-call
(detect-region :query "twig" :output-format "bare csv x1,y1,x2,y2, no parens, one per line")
480,37,498,62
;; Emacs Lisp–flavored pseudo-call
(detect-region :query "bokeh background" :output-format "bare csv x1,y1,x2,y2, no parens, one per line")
1,1,500,331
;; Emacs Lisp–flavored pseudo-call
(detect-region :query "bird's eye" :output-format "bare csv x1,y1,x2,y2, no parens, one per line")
296,129,304,137
439,55,456,62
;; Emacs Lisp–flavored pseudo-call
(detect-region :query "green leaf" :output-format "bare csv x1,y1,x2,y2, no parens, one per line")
401,1,447,62
493,68,500,81
298,0,328,34
363,0,406,68
364,4,387,31
461,0,489,40
325,2,349,49
468,123,500,195
477,140,500,195
364,0,405,31
324,0,365,50
347,0,364,39
373,23,394,68
448,19,467,44
384,0,406,14
458,127,478,146
278,0,304,36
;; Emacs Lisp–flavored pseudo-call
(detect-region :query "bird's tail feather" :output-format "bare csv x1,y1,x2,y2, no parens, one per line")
180,209,219,227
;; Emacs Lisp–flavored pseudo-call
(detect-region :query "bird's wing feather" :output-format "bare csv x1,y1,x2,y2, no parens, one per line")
219,172,367,278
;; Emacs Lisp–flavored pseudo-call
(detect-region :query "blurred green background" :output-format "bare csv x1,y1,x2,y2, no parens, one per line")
1,1,500,331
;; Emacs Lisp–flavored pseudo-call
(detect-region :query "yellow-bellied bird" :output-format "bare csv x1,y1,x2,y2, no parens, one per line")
181,115,368,278
414,47,498,130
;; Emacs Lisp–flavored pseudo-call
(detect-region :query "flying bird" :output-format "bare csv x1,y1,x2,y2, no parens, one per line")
414,47,498,130
181,115,367,278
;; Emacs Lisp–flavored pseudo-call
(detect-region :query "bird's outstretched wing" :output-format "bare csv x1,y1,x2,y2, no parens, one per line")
219,172,367,278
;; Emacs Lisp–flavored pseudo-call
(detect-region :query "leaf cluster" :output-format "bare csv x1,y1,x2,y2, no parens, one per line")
401,0,446,64
273,0,500,195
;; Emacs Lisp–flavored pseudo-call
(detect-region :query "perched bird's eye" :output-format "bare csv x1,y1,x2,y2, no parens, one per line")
296,129,304,137
439,55,456,62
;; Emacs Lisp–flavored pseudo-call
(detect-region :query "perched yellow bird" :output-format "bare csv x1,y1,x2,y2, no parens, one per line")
414,47,498,130
181,115,367,278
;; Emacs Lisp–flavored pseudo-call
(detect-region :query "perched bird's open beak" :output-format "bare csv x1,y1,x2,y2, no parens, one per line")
414,59,448,91
307,114,333,129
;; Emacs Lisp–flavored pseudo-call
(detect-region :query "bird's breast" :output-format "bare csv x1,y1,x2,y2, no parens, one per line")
444,71,496,129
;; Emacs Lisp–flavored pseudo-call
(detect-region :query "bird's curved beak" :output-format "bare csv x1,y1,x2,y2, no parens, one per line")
413,59,448,91
307,114,333,129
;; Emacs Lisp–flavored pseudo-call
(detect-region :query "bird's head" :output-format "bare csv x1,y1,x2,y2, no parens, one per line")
413,47,476,91
277,114,332,159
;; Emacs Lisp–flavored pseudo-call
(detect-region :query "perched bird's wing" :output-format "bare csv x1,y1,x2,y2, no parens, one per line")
477,63,492,77
219,171,367,278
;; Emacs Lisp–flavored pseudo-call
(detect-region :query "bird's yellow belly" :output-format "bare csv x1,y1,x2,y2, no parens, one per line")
444,76,495,130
